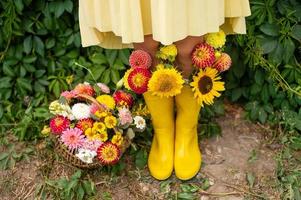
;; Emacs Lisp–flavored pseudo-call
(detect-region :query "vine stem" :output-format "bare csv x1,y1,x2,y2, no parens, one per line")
258,55,301,97
74,62,98,84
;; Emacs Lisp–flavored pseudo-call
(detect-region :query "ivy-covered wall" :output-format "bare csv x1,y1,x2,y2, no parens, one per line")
0,0,300,139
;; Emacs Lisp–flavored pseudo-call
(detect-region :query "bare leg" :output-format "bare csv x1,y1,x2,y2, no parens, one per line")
174,36,205,78
133,35,160,69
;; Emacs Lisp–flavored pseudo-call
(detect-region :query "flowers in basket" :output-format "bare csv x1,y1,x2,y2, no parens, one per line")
47,82,146,166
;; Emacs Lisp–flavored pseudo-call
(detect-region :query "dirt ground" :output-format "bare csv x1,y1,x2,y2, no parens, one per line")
0,104,282,200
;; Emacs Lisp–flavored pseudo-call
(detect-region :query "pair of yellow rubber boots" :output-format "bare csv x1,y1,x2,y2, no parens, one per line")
143,86,202,180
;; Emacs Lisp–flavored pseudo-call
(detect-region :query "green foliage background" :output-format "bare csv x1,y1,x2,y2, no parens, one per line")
0,0,300,140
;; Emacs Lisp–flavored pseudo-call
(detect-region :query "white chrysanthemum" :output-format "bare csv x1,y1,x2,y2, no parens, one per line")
49,100,74,120
133,116,146,130
72,103,91,120
75,148,97,164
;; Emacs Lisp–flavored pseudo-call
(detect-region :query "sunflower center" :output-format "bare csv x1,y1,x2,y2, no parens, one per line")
132,74,145,87
198,75,213,94
158,79,174,92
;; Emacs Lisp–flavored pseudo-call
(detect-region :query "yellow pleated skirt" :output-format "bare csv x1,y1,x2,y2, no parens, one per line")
79,0,251,49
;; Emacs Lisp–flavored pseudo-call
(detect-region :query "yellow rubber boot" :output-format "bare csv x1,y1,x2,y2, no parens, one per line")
174,85,202,180
143,92,174,180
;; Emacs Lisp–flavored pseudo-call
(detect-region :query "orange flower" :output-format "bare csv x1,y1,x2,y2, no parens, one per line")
191,43,215,69
97,142,121,165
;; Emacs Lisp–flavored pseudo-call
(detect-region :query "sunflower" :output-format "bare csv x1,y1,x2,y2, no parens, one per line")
190,68,225,107
104,116,117,129
97,142,121,165
96,95,116,110
127,68,151,94
148,67,184,97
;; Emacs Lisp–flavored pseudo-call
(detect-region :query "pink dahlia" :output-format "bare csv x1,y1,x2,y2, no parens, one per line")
90,103,100,115
129,50,152,69
60,90,78,100
113,90,134,108
61,128,85,150
191,43,215,69
128,68,151,94
213,53,232,72
118,107,133,125
82,139,102,152
49,115,70,134
97,83,110,94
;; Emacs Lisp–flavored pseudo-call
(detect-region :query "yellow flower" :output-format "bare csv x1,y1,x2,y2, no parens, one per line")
96,95,115,110
104,116,117,129
41,125,51,137
190,68,225,107
205,29,226,49
66,75,74,85
93,132,108,142
94,111,108,118
132,103,150,116
85,128,96,139
157,45,178,62
123,68,134,90
148,68,184,98
93,122,106,133
111,132,124,146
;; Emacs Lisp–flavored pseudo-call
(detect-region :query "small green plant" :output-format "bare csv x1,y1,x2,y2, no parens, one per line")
36,170,96,200
276,134,301,200
0,143,33,170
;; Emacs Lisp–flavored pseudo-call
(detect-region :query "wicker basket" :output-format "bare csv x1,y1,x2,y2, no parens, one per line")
52,93,132,169
53,135,132,169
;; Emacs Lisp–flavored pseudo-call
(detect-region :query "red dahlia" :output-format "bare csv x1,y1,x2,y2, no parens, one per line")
49,116,70,134
213,53,232,72
191,43,215,69
128,68,151,94
97,142,121,165
75,118,94,132
129,50,152,69
113,90,134,107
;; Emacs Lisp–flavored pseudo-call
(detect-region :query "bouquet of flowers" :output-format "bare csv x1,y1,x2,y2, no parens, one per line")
190,29,231,107
123,44,184,98
44,82,146,168
122,29,231,107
